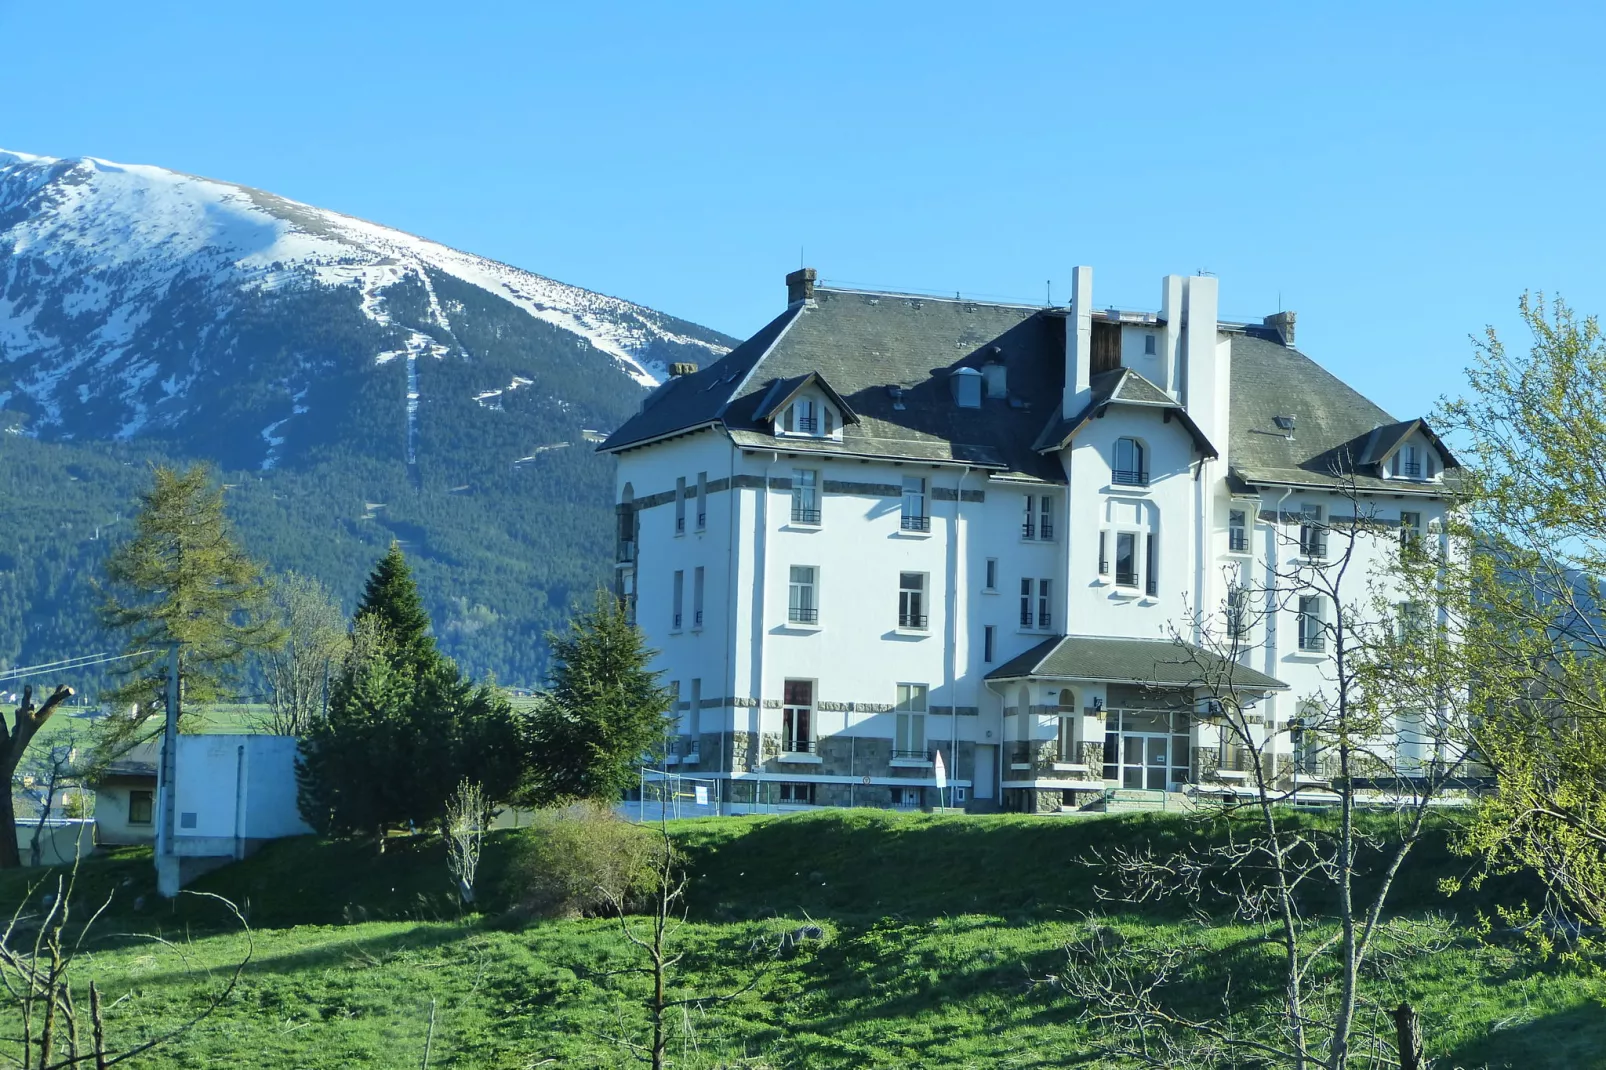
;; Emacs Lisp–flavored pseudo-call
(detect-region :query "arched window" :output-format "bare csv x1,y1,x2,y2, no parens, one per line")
1113,438,1148,486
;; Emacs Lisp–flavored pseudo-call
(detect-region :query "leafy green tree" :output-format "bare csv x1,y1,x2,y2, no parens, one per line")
98,464,276,746
524,591,673,805
296,547,523,847
1441,294,1606,933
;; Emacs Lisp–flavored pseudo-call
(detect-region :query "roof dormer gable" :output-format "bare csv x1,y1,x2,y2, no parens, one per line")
1360,418,1459,484
753,371,859,441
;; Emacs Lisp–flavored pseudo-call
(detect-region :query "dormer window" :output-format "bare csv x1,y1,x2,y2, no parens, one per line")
781,396,836,438
1113,438,1148,487
1387,441,1438,481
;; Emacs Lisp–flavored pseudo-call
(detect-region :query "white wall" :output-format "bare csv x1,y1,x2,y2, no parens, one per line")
161,734,311,857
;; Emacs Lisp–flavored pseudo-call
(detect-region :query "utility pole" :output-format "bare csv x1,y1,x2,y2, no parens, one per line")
157,644,181,897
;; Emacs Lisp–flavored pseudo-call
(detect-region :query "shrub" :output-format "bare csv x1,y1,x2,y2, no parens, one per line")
508,801,661,919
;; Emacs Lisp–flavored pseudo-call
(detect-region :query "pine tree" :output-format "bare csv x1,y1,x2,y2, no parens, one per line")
524,590,673,805
297,548,523,845
98,464,276,745
354,542,436,674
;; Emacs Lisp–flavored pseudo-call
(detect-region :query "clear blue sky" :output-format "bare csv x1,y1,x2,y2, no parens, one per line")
3,1,1601,421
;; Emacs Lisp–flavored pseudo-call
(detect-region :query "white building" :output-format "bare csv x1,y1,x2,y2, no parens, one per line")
599,267,1457,813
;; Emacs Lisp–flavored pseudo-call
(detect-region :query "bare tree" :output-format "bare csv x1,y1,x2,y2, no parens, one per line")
0,686,76,870
254,572,345,736
1055,477,1473,1069
19,726,88,869
0,862,252,1068
443,779,489,905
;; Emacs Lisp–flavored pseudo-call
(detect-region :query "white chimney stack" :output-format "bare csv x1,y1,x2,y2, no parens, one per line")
1064,266,1094,418
1180,274,1227,465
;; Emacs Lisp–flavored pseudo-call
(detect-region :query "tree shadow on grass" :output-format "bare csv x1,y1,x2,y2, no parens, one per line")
1444,1002,1606,1070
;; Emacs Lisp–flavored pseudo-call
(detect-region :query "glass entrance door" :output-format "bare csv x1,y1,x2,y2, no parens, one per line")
1102,708,1193,790
1117,734,1170,789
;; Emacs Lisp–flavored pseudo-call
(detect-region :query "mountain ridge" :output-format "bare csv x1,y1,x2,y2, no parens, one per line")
0,148,734,688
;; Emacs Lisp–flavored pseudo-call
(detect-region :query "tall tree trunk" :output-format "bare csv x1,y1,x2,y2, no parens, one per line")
0,685,74,869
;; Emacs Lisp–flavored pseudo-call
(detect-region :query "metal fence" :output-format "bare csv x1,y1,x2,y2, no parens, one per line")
623,769,723,823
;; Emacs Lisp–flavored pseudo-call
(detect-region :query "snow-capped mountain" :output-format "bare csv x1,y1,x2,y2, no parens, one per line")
0,149,731,468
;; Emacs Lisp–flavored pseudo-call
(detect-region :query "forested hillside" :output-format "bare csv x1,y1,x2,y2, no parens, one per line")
0,151,738,692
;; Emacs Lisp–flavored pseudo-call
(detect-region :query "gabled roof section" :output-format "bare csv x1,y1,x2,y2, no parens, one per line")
599,304,803,453
1033,368,1219,458
1227,330,1455,493
986,634,1287,691
750,371,861,426
1358,418,1460,471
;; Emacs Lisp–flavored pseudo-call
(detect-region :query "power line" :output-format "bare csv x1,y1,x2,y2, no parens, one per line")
0,650,156,684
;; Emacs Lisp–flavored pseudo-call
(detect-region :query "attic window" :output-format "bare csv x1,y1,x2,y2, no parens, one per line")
1273,414,1297,439
781,396,835,438
1391,444,1434,480
950,368,982,409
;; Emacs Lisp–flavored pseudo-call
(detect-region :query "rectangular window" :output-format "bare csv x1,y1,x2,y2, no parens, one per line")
692,566,705,628
1145,534,1157,597
783,679,814,752
1057,716,1077,762
901,476,929,531
1400,511,1422,554
1144,332,1157,356
688,678,702,742
1393,445,1422,478
778,782,815,804
1228,509,1248,554
1398,601,1429,646
1299,504,1326,559
672,570,685,630
1022,494,1036,539
983,624,996,663
894,683,928,758
791,468,820,524
788,566,818,624
1020,578,1034,627
786,398,818,434
1098,531,1109,576
1298,595,1326,651
696,472,708,530
899,572,928,629
622,568,637,625
1115,532,1138,587
984,558,998,592
1039,496,1054,540
1038,579,1052,630
128,790,154,825
1227,584,1250,640
674,477,687,534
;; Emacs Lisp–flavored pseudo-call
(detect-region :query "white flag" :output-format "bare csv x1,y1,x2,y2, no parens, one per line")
934,750,948,799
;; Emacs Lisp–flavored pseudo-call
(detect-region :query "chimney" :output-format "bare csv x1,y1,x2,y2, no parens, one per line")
668,362,698,377
786,267,817,305
1263,310,1296,347
1063,266,1094,419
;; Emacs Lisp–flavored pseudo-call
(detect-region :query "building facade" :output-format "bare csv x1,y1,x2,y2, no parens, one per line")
599,267,1456,814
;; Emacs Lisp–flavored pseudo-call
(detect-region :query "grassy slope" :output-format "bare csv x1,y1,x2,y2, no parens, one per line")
0,812,1599,1069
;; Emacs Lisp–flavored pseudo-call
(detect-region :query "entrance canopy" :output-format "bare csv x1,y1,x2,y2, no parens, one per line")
986,634,1287,692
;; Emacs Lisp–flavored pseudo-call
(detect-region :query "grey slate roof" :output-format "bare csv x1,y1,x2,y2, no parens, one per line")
1226,330,1457,493
986,634,1288,691
600,285,1452,495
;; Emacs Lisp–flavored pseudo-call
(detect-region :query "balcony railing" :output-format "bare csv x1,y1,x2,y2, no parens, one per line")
1038,610,1053,629
901,513,930,532
1298,633,1327,653
675,516,685,533
794,416,818,433
1020,607,1034,627
673,612,683,629
1228,529,1248,553
1115,568,1138,588
1112,468,1149,486
1022,521,1035,539
899,612,928,630
788,606,818,624
1401,461,1422,477
781,738,816,754
693,610,704,627
617,541,637,564
791,506,821,524
696,511,706,528
1039,520,1054,539
891,748,930,761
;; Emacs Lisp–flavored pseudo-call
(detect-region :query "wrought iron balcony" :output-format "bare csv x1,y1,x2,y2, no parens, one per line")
788,606,818,625
1039,520,1054,539
899,612,928,630
781,738,816,755
1112,468,1149,487
791,506,821,524
891,748,930,761
1299,526,1328,558
675,516,685,533
1038,610,1053,629
794,416,818,433
693,610,704,627
1228,529,1249,553
901,513,930,532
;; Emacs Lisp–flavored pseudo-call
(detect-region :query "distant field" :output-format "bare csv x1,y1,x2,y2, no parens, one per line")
0,811,1596,1068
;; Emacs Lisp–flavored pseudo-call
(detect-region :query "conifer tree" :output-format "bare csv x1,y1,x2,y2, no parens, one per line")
523,590,673,805
297,546,523,845
98,464,276,746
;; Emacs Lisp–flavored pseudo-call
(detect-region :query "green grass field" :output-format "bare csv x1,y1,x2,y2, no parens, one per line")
0,811,1599,1068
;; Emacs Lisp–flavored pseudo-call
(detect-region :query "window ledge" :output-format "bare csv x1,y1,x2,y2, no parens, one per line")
1138,597,1159,607
777,752,823,765
690,626,704,634
1009,762,1033,771
1293,773,1330,785
1212,769,1250,780
894,627,931,638
890,758,934,769
891,529,933,540
1051,762,1089,773
780,623,823,633
1103,483,1153,495
1019,537,1055,546
782,521,822,533
1109,588,1141,601
1285,650,1327,662
981,587,998,595
662,755,681,766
